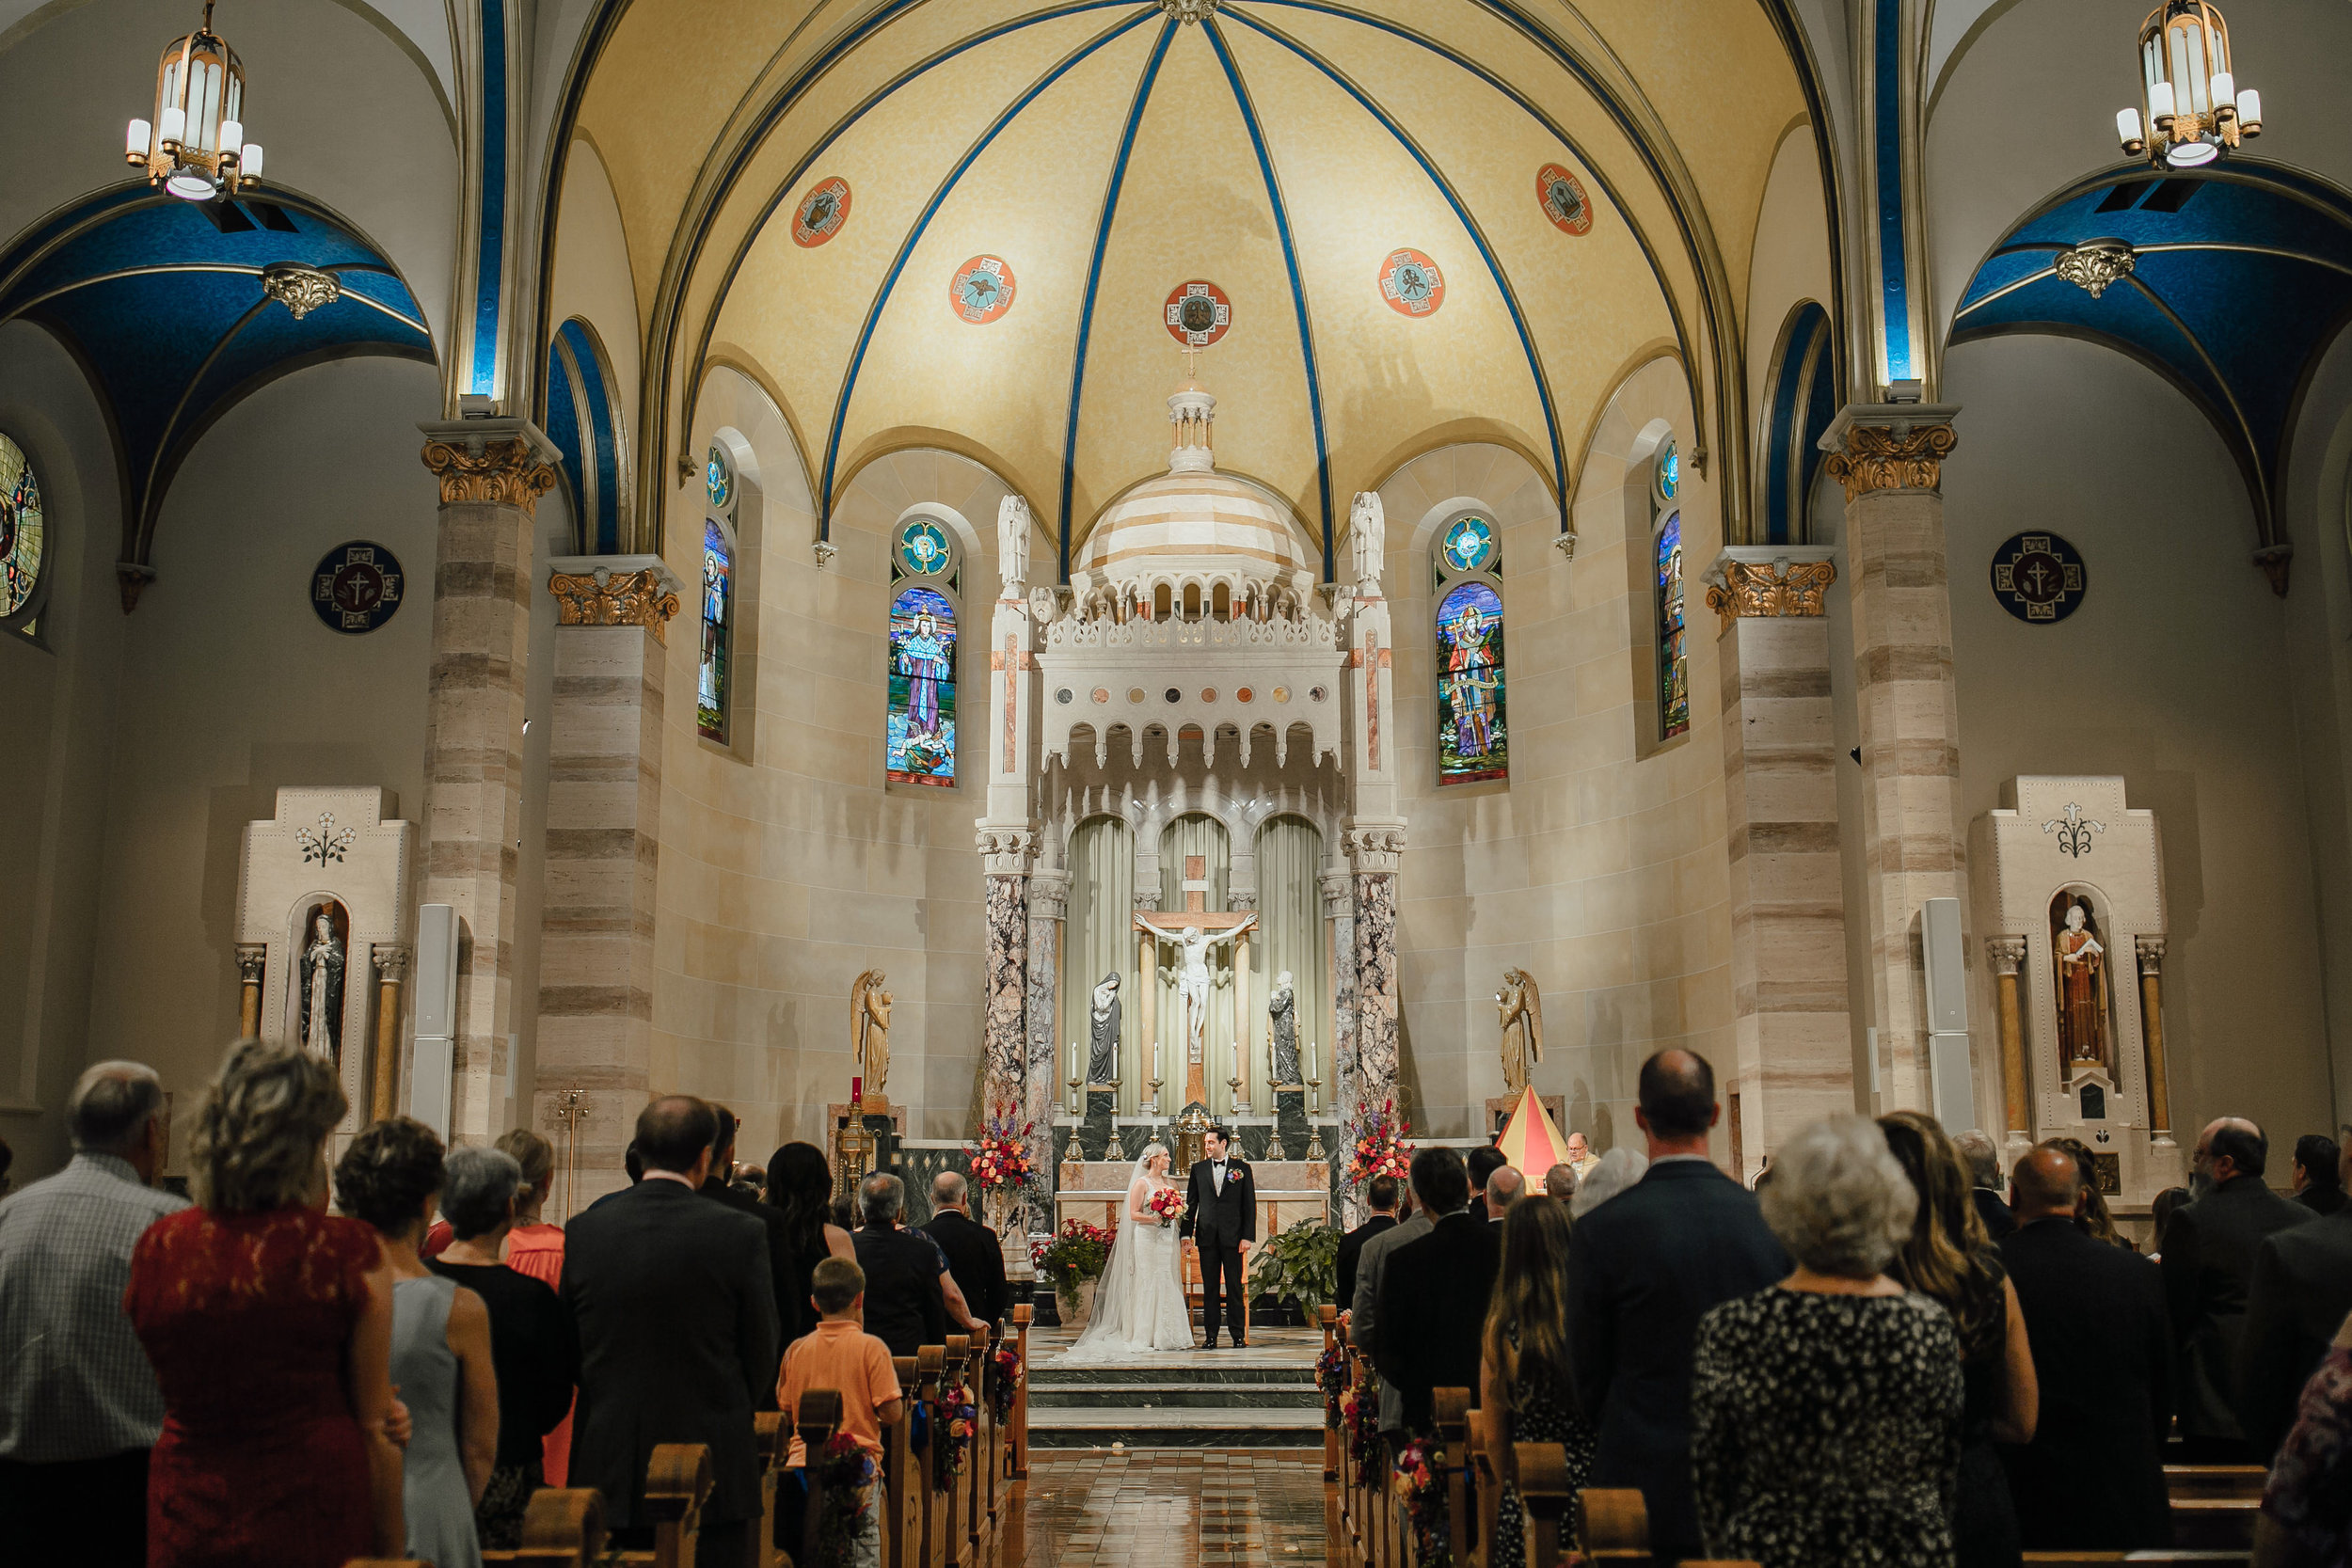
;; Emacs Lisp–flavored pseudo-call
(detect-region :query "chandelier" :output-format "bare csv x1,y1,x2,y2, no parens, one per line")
124,2,263,201
2115,0,2262,168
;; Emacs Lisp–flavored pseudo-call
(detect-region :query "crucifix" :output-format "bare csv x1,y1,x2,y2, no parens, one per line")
1135,854,1256,1111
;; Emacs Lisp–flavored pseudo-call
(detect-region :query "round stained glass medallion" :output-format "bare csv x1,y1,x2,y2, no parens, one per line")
1092,688,1110,705
1536,164,1594,236
1236,688,1253,703
1128,688,1146,704
897,516,951,576
1442,515,1496,574
1658,441,1679,501
1273,686,1291,703
707,446,733,513
1378,248,1445,317
792,178,852,247
0,431,44,620
1164,280,1232,347
311,541,405,635
949,256,1017,324
1200,689,1217,703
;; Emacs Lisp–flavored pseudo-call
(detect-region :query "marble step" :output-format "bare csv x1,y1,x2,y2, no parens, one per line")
1030,1380,1321,1409
1026,1404,1327,1449
1030,1362,1318,1387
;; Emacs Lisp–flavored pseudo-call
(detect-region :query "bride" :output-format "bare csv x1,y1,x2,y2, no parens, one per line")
1058,1143,1195,1360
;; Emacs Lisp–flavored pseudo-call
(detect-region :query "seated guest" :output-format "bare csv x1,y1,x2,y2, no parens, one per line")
1468,1143,1506,1215
1566,1050,1786,1564
564,1096,778,1568
1480,1194,1595,1568
1377,1147,1500,1431
778,1257,905,1568
337,1119,498,1568
1337,1175,1401,1309
494,1129,575,1484
769,1142,858,1355
1485,1164,1524,1223
0,1061,186,1568
1880,1111,2036,1568
700,1106,803,1389
2253,1308,2352,1568
426,1146,580,1548
2293,1135,2346,1217
921,1171,1010,1330
1569,1147,1647,1220
1997,1147,2171,1552
1543,1163,1577,1204
1954,1129,2017,1241
1691,1116,1963,1568
2241,1137,2352,1459
850,1172,948,1356
127,1041,404,1567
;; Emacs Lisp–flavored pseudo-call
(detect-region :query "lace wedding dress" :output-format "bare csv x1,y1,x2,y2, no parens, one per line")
1057,1148,1196,1361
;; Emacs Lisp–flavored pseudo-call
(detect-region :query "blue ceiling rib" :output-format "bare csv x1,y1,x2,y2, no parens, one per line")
817,7,1159,538
2119,270,2267,520
1202,15,1334,583
1221,8,1568,531
1057,15,1180,581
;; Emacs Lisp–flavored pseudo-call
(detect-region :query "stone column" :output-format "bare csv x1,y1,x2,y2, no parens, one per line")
417,419,559,1142
2135,936,2173,1144
1985,937,2028,1148
1024,868,1067,1229
1822,404,1962,1111
532,557,680,1190
1344,827,1404,1127
978,831,1036,1119
236,944,266,1038
373,946,409,1122
1702,547,1852,1175
1322,868,1359,1225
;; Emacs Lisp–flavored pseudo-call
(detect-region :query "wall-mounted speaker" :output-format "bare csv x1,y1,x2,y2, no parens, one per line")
1922,897,1976,1132
409,904,458,1137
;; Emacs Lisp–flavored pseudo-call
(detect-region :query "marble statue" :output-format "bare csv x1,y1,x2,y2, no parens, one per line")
998,494,1031,593
2054,899,2106,1064
1268,970,1300,1085
851,969,894,1098
1350,491,1385,594
1496,966,1542,1099
1157,924,1247,1066
1086,971,1122,1084
299,906,345,1060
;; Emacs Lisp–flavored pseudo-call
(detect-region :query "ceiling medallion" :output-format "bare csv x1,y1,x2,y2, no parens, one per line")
1165,280,1232,347
1378,248,1445,317
1159,0,1219,20
792,177,851,247
1991,531,2087,624
2115,0,2262,169
261,261,341,320
2054,238,2136,299
1536,165,1594,236
948,255,1016,325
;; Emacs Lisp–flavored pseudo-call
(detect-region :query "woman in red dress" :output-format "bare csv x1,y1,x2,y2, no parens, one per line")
493,1128,574,1485
126,1040,405,1566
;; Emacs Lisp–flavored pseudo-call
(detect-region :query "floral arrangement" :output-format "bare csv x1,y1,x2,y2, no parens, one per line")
1316,1342,1349,1430
1344,1098,1414,1189
990,1340,1021,1423
1392,1436,1451,1568
813,1431,878,1565
963,1103,1034,1195
1030,1218,1114,1306
1146,1185,1184,1226
932,1379,977,1490
1342,1372,1384,1476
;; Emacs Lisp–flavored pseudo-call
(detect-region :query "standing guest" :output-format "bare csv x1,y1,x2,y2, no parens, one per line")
1350,1167,1436,1443
1337,1175,1401,1309
2165,1117,2316,1460
564,1096,778,1568
0,1061,185,1567
1565,1132,1599,1181
1468,1144,1507,1215
850,1171,948,1356
1954,1130,2017,1242
2292,1135,2346,1217
1378,1147,1501,1431
495,1128,575,1485
127,1041,404,1567
1485,1164,1524,1223
778,1257,904,1568
1543,1164,1578,1204
2252,1308,2352,1568
1691,1117,1963,1568
700,1106,803,1389
1566,1050,1788,1563
921,1171,1010,1330
768,1142,857,1355
1880,1112,2036,1568
2240,1140,2352,1459
2049,1136,2132,1250
336,1118,498,1568
0,1132,12,1198
1997,1147,2172,1552
1481,1194,1596,1568
1570,1148,1649,1220
2149,1186,2194,1261
427,1147,580,1548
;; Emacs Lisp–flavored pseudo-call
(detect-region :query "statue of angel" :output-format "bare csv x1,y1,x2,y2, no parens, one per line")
1350,491,1386,595
998,494,1031,594
1497,967,1543,1099
851,969,893,1098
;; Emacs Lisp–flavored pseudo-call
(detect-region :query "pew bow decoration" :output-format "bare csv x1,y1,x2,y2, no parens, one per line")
934,1379,978,1488
814,1432,878,1565
1342,1374,1383,1474
1392,1436,1453,1568
990,1341,1021,1423
1316,1342,1348,1429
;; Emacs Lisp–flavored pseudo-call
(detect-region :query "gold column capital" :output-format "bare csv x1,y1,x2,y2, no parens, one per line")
1701,549,1838,632
1820,404,1961,500
419,418,561,513
548,555,684,644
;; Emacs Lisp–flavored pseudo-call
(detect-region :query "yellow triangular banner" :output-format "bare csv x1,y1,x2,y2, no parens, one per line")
1494,1086,1568,1176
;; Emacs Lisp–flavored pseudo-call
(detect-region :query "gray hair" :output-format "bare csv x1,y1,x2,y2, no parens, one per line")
1760,1116,1917,1279
1952,1129,2003,1191
68,1061,165,1154
189,1039,347,1213
1486,1165,1524,1208
1571,1148,1649,1219
443,1146,524,1240
860,1170,905,1227
932,1169,969,1208
1543,1163,1578,1199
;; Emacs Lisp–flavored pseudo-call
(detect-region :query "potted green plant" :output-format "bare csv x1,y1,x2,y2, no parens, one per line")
1247,1216,1341,1325
1030,1219,1114,1327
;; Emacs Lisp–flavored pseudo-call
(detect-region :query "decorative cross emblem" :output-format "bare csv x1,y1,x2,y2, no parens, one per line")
2042,801,2106,858
295,812,357,866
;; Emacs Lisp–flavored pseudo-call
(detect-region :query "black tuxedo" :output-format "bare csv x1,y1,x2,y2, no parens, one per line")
1375,1211,1501,1431
1336,1213,1397,1312
2160,1174,2315,1444
1998,1216,2174,1550
1183,1153,1256,1342
921,1208,1011,1329
1973,1185,2018,1241
702,1175,804,1395
2238,1209,2352,1455
561,1178,779,1530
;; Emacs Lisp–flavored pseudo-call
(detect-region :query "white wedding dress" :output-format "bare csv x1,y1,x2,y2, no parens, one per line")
1057,1152,1196,1361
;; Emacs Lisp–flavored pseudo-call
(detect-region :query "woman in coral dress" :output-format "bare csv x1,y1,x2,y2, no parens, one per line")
495,1128,575,1484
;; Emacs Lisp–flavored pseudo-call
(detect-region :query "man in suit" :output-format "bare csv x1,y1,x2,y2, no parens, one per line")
564,1096,779,1568
921,1170,1010,1330
1350,1174,1434,1441
1998,1146,2173,1551
1467,1144,1505,1216
1484,1164,1523,1224
1565,1049,1788,1564
2162,1116,2316,1460
850,1172,949,1356
2290,1134,2346,1217
1336,1174,1401,1311
1377,1148,1502,1432
2240,1139,2352,1456
1182,1125,1256,1348
1956,1128,2017,1241
700,1104,803,1378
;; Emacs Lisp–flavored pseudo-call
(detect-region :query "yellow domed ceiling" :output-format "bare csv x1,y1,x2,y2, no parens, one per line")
571,0,1814,573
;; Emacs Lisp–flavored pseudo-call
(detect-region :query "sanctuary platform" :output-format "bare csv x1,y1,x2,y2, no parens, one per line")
1025,1324,1323,1450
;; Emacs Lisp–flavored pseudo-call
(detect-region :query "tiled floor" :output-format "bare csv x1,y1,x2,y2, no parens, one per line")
993,1451,1330,1566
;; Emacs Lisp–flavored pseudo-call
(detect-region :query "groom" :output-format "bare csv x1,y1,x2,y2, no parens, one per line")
1181,1126,1257,1348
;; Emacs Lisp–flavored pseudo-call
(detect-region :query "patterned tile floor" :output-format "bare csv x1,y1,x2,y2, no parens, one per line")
991,1450,1330,1566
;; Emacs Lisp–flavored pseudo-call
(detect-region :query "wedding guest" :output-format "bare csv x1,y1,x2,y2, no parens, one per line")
850,1172,947,1356
2293,1135,2346,1217
0,1061,185,1567
699,1106,801,1384
1566,1050,1787,1563
1351,1171,1435,1442
127,1041,404,1567
1570,1148,1648,1220
1997,1147,2172,1552
1954,1130,2017,1242
337,1118,497,1568
2252,1308,2352,1568
1337,1175,1401,1310
1692,1116,1962,1568
1485,1164,1523,1224
0,1133,12,1199
2049,1136,2131,1250
778,1257,904,1568
1468,1144,1506,1214
2241,1138,2352,1458
1543,1164,1578,1204
2150,1186,2193,1260
426,1146,579,1548
1880,1111,2036,1568
768,1142,857,1355
1377,1147,1500,1431
495,1129,574,1484
1481,1194,1596,1568
921,1171,1009,1330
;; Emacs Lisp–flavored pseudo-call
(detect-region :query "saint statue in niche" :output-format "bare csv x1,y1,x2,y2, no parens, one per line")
298,903,347,1062
851,970,893,1099
1086,972,1121,1085
2049,892,2109,1069
1268,971,1300,1086
1497,967,1543,1099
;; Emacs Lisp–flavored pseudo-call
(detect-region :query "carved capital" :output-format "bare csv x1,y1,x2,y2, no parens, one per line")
1133,890,1161,912
975,827,1037,877
548,556,684,644
1228,891,1258,911
2054,238,2136,299
116,562,157,614
261,261,342,320
1026,868,1070,924
1984,936,2026,976
2135,934,2167,974
1320,870,1355,920
1820,406,1960,500
1343,824,1406,874
419,420,560,513
1702,551,1838,632
375,944,411,982
235,943,268,983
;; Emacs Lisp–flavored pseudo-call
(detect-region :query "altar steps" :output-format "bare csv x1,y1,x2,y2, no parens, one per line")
1023,1324,1325,1449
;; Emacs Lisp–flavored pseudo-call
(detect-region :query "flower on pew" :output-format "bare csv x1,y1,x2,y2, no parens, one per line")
964,1104,1035,1194
814,1431,878,1565
1316,1342,1348,1429
1342,1375,1383,1475
1392,1436,1451,1568
1343,1099,1414,1188
932,1380,977,1489
990,1341,1021,1422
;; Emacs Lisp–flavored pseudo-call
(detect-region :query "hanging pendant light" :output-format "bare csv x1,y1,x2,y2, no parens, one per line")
123,1,263,202
2115,0,2262,169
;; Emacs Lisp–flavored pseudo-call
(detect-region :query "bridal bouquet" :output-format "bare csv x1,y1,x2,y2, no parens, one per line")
1344,1098,1414,1188
1146,1185,1184,1227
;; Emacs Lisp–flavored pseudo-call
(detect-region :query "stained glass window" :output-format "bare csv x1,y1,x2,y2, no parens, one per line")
0,431,44,630
1434,514,1506,784
1654,442,1688,739
707,444,732,514
1658,439,1679,501
698,516,734,742
887,585,957,786
897,516,950,577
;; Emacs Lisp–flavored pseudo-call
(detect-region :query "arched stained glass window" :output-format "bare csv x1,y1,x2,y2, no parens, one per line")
1434,514,1506,784
1653,442,1689,740
0,430,45,638
887,515,959,786
698,447,738,743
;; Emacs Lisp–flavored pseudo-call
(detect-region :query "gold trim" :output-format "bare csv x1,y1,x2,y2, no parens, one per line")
1704,557,1836,630
421,436,559,512
1823,420,1957,500
549,567,682,642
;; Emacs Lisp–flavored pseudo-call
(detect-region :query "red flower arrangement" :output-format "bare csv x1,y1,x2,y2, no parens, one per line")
933,1380,977,1489
1392,1436,1452,1568
990,1340,1021,1423
1145,1186,1184,1227
963,1104,1034,1195
1344,1098,1414,1188
814,1431,878,1563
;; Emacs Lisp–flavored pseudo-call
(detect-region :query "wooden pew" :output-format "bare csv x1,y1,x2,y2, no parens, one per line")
2169,1498,2259,1552
2165,1465,2266,1500
504,1488,605,1566
1434,1388,1475,1568
753,1411,785,1568
2023,1555,2251,1565
793,1389,845,1568
916,1345,946,1568
887,1354,920,1568
942,1334,972,1568
1467,1405,1502,1568
1578,1487,1651,1566
1321,1307,1342,1482
1007,1303,1033,1482
974,1323,997,1528
641,1443,713,1568
1515,1445,1573,1568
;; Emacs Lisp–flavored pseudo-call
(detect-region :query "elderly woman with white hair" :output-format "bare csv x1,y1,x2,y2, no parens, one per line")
1690,1116,1964,1568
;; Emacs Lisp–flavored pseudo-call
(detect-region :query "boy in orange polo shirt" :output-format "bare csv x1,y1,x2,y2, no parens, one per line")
779,1255,904,1568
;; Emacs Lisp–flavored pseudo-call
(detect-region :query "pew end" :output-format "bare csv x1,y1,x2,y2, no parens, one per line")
1577,1485,1651,1565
